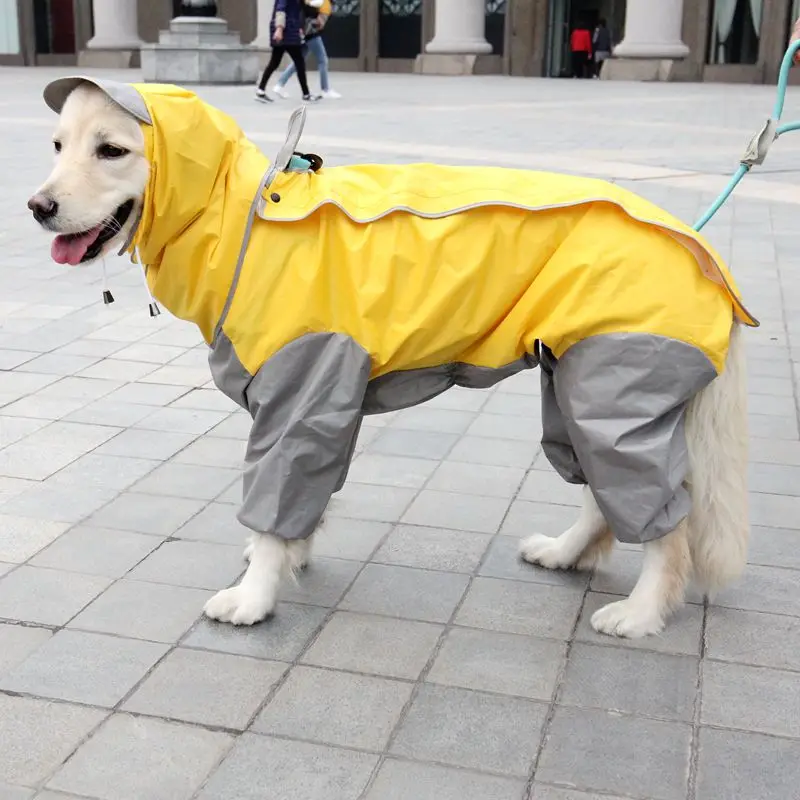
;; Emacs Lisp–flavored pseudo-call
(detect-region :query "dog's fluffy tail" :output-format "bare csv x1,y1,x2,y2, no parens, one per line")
685,322,749,596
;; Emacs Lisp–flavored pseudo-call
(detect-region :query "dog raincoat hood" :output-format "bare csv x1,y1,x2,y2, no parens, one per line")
43,77,756,549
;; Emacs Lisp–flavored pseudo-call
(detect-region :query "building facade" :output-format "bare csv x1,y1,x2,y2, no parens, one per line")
0,0,798,85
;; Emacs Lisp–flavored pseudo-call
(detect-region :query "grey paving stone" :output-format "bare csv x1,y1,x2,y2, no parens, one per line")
560,642,698,721
0,566,111,626
0,483,118,524
467,413,542,443
500,499,578,538
747,525,800,569
312,517,392,561
133,407,229,436
749,491,800,529
49,452,160,491
126,540,244,590
68,580,208,642
279,557,360,607
0,784,35,800
695,727,800,800
183,602,328,662
302,610,443,679
172,435,245,468
530,788,628,800
172,502,251,546
86,493,208,536
366,759,526,800
123,647,285,729
0,623,52,677
428,627,565,700
254,665,413,749
0,515,70,563
0,694,106,787
537,706,691,800
518,468,583,507
390,406,476,434
426,460,526,498
94,429,197,460
327,482,417,523
456,577,583,639
479,535,589,588
170,386,240,411
401,489,511,534
749,463,800,497
446,435,539,468
701,660,800,738
0,630,169,707
346,453,439,489
132,462,240,500
706,606,800,670
576,592,704,656
390,683,547,776
47,713,233,800
714,563,800,616
367,428,459,459
207,412,251,440
340,563,469,623
373,524,491,573
749,436,800,466
197,733,378,800
30,526,161,578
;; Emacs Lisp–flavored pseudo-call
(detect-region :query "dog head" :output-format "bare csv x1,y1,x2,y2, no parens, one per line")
30,79,149,266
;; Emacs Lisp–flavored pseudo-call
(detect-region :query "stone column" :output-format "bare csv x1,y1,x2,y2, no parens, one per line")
86,0,142,49
602,0,690,81
415,0,492,75
425,0,491,55
79,0,141,68
252,0,275,50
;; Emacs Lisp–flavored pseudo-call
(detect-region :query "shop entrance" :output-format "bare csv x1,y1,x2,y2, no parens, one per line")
544,0,625,77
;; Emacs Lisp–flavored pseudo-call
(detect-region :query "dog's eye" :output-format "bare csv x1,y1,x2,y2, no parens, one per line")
53,141,61,153
97,144,129,160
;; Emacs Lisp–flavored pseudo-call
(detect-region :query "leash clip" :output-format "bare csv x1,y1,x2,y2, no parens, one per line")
740,117,777,167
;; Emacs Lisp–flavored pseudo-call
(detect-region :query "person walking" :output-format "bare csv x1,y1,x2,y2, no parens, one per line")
255,0,319,104
592,18,612,78
570,21,592,79
273,0,341,99
791,14,800,63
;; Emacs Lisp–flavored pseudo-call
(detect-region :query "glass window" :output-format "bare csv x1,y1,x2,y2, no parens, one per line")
0,0,20,55
707,0,762,65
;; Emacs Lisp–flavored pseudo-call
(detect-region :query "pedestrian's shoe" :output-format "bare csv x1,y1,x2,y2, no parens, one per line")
321,89,342,99
302,94,321,102
255,89,273,104
272,84,290,99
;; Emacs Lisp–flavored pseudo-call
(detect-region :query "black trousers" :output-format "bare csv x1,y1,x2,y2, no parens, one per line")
258,44,310,95
571,51,591,78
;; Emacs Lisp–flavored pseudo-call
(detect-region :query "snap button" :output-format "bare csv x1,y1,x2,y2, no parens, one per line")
270,192,281,203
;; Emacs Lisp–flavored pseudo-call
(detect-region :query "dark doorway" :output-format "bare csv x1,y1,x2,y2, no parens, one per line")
326,0,361,58
378,0,422,60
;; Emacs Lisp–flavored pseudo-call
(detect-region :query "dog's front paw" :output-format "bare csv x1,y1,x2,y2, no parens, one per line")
204,583,275,626
590,599,664,639
519,533,577,570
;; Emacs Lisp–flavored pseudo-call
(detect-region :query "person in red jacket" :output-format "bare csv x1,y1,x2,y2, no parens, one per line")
570,23,593,79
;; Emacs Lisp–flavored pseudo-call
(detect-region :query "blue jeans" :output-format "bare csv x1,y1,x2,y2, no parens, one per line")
276,35,330,92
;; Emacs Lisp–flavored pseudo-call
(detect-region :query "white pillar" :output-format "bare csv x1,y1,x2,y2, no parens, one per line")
86,0,142,49
252,0,275,49
425,0,491,55
612,0,689,59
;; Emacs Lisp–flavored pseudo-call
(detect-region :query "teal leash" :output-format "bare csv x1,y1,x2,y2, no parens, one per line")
693,40,800,231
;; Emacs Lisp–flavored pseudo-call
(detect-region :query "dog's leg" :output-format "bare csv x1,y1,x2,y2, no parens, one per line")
243,532,314,570
205,532,288,625
520,485,614,570
590,519,690,638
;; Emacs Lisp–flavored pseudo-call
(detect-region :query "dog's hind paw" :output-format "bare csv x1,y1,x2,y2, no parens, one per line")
590,599,664,639
204,584,275,626
519,533,578,570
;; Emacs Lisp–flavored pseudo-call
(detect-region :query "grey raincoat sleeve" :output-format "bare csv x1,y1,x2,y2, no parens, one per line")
541,333,717,544
238,332,372,540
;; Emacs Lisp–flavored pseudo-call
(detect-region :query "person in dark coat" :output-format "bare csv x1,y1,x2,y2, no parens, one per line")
255,0,318,103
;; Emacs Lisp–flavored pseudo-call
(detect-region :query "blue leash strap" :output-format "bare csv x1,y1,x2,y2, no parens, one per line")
693,39,800,231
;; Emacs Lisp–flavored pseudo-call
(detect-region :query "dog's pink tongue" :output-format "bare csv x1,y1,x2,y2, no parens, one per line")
51,227,102,266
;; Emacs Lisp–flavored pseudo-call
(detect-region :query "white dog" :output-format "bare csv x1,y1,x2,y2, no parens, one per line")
30,78,752,639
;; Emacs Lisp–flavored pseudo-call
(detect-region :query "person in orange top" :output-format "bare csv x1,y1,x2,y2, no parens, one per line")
790,15,800,64
570,22,593,79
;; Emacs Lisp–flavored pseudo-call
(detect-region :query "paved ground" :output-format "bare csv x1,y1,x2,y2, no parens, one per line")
0,66,798,800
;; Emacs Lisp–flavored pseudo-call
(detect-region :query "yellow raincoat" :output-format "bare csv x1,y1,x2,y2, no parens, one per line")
43,77,756,545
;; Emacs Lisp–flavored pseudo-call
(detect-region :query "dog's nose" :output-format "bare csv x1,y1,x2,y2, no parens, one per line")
27,193,58,222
